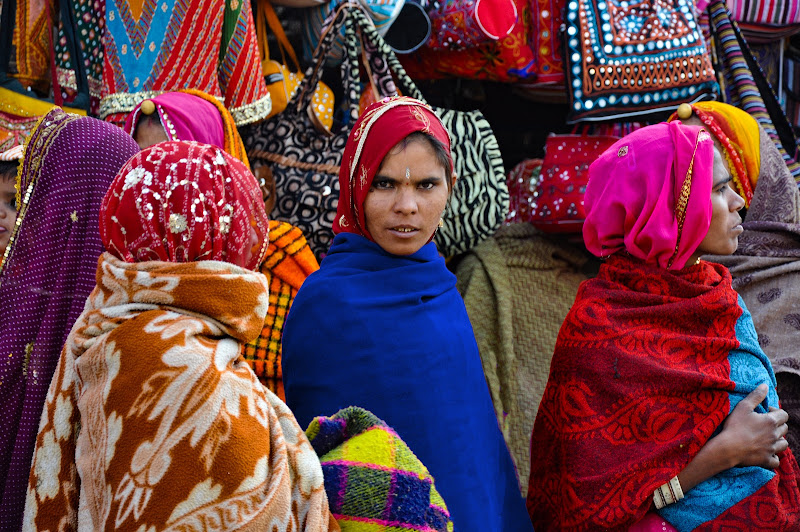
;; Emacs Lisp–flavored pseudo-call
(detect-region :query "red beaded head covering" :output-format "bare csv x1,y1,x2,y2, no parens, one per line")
100,141,269,270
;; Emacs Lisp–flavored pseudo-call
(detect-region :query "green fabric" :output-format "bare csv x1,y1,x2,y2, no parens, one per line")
456,223,593,494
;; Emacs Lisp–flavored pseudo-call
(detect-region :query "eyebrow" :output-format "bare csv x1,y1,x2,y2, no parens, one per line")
712,175,733,188
373,174,444,183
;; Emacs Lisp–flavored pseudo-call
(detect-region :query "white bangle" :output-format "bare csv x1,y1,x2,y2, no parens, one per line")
653,476,684,509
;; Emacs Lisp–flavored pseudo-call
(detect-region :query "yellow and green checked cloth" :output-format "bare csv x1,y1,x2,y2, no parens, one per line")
306,407,453,532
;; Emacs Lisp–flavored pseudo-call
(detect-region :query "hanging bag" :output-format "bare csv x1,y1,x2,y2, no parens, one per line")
707,0,800,179
256,0,335,127
354,8,509,256
529,129,619,233
244,4,361,260
563,0,718,122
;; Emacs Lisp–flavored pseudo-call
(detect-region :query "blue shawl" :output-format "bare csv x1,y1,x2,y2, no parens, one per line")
282,233,532,530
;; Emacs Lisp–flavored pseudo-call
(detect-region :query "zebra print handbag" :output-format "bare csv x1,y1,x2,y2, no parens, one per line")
353,9,509,257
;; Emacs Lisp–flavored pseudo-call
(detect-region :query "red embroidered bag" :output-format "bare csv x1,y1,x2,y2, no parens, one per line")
530,132,619,233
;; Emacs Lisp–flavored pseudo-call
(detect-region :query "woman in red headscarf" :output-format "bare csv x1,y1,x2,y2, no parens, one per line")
281,97,532,530
527,121,800,531
23,141,337,531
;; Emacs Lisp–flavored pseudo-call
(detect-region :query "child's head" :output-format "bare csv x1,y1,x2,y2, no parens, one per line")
0,158,19,257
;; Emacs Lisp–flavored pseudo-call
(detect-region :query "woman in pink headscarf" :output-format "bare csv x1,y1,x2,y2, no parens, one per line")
527,121,800,531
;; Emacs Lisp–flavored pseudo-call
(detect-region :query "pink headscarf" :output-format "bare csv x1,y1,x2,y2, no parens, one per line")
583,121,715,270
123,92,226,150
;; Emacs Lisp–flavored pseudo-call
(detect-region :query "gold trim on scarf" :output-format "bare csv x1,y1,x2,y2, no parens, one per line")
1,110,81,277
667,130,711,269
228,94,272,126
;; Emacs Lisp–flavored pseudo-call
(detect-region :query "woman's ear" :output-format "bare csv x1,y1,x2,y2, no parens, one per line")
450,171,458,192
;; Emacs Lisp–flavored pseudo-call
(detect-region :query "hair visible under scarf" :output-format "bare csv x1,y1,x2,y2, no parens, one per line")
123,89,250,167
333,96,452,241
100,141,269,270
669,101,760,208
583,121,715,270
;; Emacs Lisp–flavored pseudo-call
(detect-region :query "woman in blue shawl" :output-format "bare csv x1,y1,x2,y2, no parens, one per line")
282,96,531,530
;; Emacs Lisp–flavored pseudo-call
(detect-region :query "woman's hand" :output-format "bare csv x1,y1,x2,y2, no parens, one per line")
718,383,789,469
676,384,788,494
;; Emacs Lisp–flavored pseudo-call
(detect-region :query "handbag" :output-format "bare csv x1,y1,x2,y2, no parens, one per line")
564,0,718,123
256,0,334,128
708,0,800,179
426,0,518,51
505,158,543,224
530,0,565,84
244,4,361,260
400,0,537,82
354,8,509,256
530,131,619,233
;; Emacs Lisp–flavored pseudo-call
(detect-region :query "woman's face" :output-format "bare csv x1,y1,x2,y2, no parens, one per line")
364,137,450,256
134,118,169,150
0,175,17,255
691,147,745,261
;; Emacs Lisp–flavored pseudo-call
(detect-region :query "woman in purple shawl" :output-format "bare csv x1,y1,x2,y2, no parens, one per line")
0,108,139,529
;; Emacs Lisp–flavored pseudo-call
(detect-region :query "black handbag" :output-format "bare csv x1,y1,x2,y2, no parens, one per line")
244,4,360,260
353,9,509,257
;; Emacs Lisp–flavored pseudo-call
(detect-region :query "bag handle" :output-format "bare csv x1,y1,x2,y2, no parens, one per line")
292,2,361,127
350,8,427,103
256,0,302,72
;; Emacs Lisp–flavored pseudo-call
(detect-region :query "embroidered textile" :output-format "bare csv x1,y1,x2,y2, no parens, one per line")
0,109,139,529
306,407,453,531
23,254,338,531
243,221,319,401
282,232,532,530
100,0,270,126
583,122,715,270
526,255,800,531
100,141,269,270
55,0,105,108
13,0,54,91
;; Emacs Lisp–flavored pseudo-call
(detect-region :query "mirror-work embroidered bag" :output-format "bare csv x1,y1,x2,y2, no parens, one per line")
564,0,719,122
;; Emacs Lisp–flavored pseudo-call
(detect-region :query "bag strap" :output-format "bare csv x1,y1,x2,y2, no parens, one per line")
350,8,427,103
709,0,800,171
257,0,302,71
293,2,360,126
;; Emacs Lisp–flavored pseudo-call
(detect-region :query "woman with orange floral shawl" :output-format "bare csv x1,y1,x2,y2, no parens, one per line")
23,141,337,531
527,122,800,531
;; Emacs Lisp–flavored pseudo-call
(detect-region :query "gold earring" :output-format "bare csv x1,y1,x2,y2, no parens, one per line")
438,218,444,228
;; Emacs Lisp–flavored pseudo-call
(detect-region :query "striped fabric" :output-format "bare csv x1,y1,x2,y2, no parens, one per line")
243,221,319,401
710,0,800,180
730,0,800,26
306,407,453,532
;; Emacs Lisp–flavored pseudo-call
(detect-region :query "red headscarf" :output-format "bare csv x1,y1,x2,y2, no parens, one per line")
583,122,715,270
100,141,269,270
333,96,452,240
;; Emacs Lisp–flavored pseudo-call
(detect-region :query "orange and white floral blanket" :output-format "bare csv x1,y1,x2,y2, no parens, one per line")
24,253,338,531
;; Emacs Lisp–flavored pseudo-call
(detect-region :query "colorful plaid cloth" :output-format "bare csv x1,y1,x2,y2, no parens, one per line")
306,407,453,532
243,221,319,400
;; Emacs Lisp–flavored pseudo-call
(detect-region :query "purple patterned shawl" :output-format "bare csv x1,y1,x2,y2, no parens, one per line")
708,127,800,376
0,109,139,529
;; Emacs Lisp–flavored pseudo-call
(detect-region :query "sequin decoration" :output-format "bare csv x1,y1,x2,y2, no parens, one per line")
100,141,269,270
564,0,719,122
